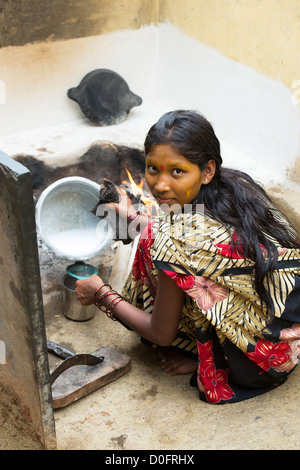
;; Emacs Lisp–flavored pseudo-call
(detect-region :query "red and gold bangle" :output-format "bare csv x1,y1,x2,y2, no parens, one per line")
93,283,112,304
105,295,125,320
95,291,116,310
93,285,127,320
128,210,141,222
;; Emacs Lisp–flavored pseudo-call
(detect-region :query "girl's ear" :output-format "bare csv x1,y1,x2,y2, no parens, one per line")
202,160,216,184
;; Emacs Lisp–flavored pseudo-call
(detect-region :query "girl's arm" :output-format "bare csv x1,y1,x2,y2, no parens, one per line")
75,270,184,346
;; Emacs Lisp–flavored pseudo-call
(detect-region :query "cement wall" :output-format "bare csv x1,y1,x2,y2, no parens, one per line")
160,0,300,91
0,0,157,47
2,0,299,91
160,0,300,180
0,151,56,449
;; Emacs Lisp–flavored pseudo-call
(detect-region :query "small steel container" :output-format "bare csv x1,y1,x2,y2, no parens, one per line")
62,274,96,321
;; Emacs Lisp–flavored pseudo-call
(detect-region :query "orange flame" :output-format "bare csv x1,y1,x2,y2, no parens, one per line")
122,169,158,217
122,168,144,195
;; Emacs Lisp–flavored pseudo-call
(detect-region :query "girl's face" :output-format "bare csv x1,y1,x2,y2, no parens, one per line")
145,144,215,210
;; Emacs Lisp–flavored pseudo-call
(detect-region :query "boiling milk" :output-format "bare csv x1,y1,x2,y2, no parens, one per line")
47,225,109,259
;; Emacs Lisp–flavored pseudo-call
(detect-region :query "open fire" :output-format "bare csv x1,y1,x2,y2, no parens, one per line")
122,168,159,218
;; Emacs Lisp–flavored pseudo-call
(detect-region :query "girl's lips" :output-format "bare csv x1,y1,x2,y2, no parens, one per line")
154,196,176,205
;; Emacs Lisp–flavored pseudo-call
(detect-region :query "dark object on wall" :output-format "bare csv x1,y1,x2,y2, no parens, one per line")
15,142,146,196
67,69,142,126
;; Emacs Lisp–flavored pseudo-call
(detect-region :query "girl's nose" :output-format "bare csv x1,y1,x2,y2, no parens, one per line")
155,175,171,192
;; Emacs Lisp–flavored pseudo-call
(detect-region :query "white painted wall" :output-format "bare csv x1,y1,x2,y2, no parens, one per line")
0,24,299,185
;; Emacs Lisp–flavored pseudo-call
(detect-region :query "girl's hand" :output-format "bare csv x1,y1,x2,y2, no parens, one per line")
75,274,103,306
104,186,136,219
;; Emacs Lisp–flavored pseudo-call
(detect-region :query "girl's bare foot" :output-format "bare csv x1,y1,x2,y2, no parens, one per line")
157,348,197,375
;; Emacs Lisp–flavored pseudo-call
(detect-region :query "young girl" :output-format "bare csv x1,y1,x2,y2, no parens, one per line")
75,110,300,404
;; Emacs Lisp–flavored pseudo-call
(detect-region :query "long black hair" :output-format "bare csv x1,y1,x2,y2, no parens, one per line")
144,110,300,321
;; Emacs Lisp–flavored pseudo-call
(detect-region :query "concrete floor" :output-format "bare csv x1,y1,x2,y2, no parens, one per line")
47,303,300,451
43,239,300,451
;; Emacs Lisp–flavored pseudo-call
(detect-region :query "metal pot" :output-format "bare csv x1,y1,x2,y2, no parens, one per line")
35,176,113,260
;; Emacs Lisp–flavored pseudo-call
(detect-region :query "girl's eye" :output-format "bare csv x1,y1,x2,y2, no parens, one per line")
173,168,183,176
146,165,157,174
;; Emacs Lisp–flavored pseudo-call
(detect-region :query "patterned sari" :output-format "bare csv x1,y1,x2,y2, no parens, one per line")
122,211,300,404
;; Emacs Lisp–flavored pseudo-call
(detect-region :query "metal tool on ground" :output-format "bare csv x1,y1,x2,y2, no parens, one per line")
47,340,131,409
47,340,104,385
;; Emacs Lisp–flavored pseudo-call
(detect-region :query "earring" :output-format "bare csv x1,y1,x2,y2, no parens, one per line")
204,178,208,183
